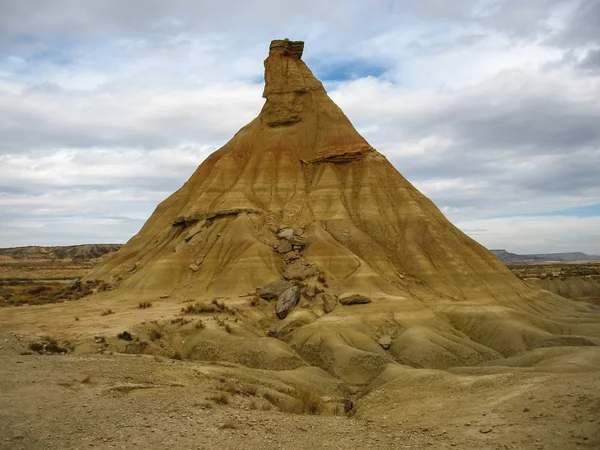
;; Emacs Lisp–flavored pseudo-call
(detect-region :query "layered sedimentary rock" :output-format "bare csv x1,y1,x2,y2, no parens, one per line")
86,40,600,374
88,39,521,302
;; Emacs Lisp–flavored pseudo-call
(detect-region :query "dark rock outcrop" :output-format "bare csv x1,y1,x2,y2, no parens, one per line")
276,286,301,319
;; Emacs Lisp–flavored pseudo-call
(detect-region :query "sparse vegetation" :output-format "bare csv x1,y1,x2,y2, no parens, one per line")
149,329,162,341
28,337,68,354
181,302,219,314
28,342,44,352
211,390,231,405
261,389,332,415
138,302,152,309
117,331,133,341
194,320,205,329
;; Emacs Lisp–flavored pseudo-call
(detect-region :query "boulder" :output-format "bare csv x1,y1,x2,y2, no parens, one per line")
276,240,293,254
284,261,319,281
189,263,200,272
256,281,294,300
318,292,338,313
277,228,294,239
379,335,392,350
276,286,301,319
288,237,305,248
339,294,371,305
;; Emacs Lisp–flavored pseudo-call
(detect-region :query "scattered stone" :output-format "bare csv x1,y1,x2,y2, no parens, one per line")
69,278,81,289
301,284,316,299
339,294,371,305
523,408,530,412
283,261,319,281
317,292,338,313
282,251,301,263
479,428,493,434
379,335,392,350
256,281,294,300
189,264,200,272
276,286,301,319
288,237,305,248
294,228,304,236
277,228,294,239
160,294,170,299
276,240,293,254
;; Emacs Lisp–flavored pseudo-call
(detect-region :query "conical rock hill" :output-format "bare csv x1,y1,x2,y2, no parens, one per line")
89,39,519,301
86,40,600,375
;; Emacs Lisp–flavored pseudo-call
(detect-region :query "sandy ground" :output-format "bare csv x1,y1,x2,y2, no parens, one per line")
1,329,599,450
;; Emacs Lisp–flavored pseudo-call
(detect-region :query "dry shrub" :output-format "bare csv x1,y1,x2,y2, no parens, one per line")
211,390,231,405
297,389,330,415
181,302,218,314
138,302,152,309
241,384,257,396
194,320,205,329
263,389,331,415
29,337,68,354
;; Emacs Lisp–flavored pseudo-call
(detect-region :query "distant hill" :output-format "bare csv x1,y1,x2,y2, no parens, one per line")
0,244,122,262
490,249,600,264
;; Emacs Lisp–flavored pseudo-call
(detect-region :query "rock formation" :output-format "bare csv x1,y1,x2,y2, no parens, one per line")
86,39,600,374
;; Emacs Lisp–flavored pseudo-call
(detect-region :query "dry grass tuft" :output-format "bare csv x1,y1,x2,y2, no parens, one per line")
181,302,219,314
138,302,152,309
262,389,331,415
211,390,232,405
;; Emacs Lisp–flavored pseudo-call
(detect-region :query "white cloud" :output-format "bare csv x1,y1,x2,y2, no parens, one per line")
0,0,598,253
457,215,600,254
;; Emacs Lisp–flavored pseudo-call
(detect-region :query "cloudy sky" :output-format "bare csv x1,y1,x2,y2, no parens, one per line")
1,0,599,254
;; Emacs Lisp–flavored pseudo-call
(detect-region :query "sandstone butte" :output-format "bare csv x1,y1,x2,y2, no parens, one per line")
82,39,600,380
